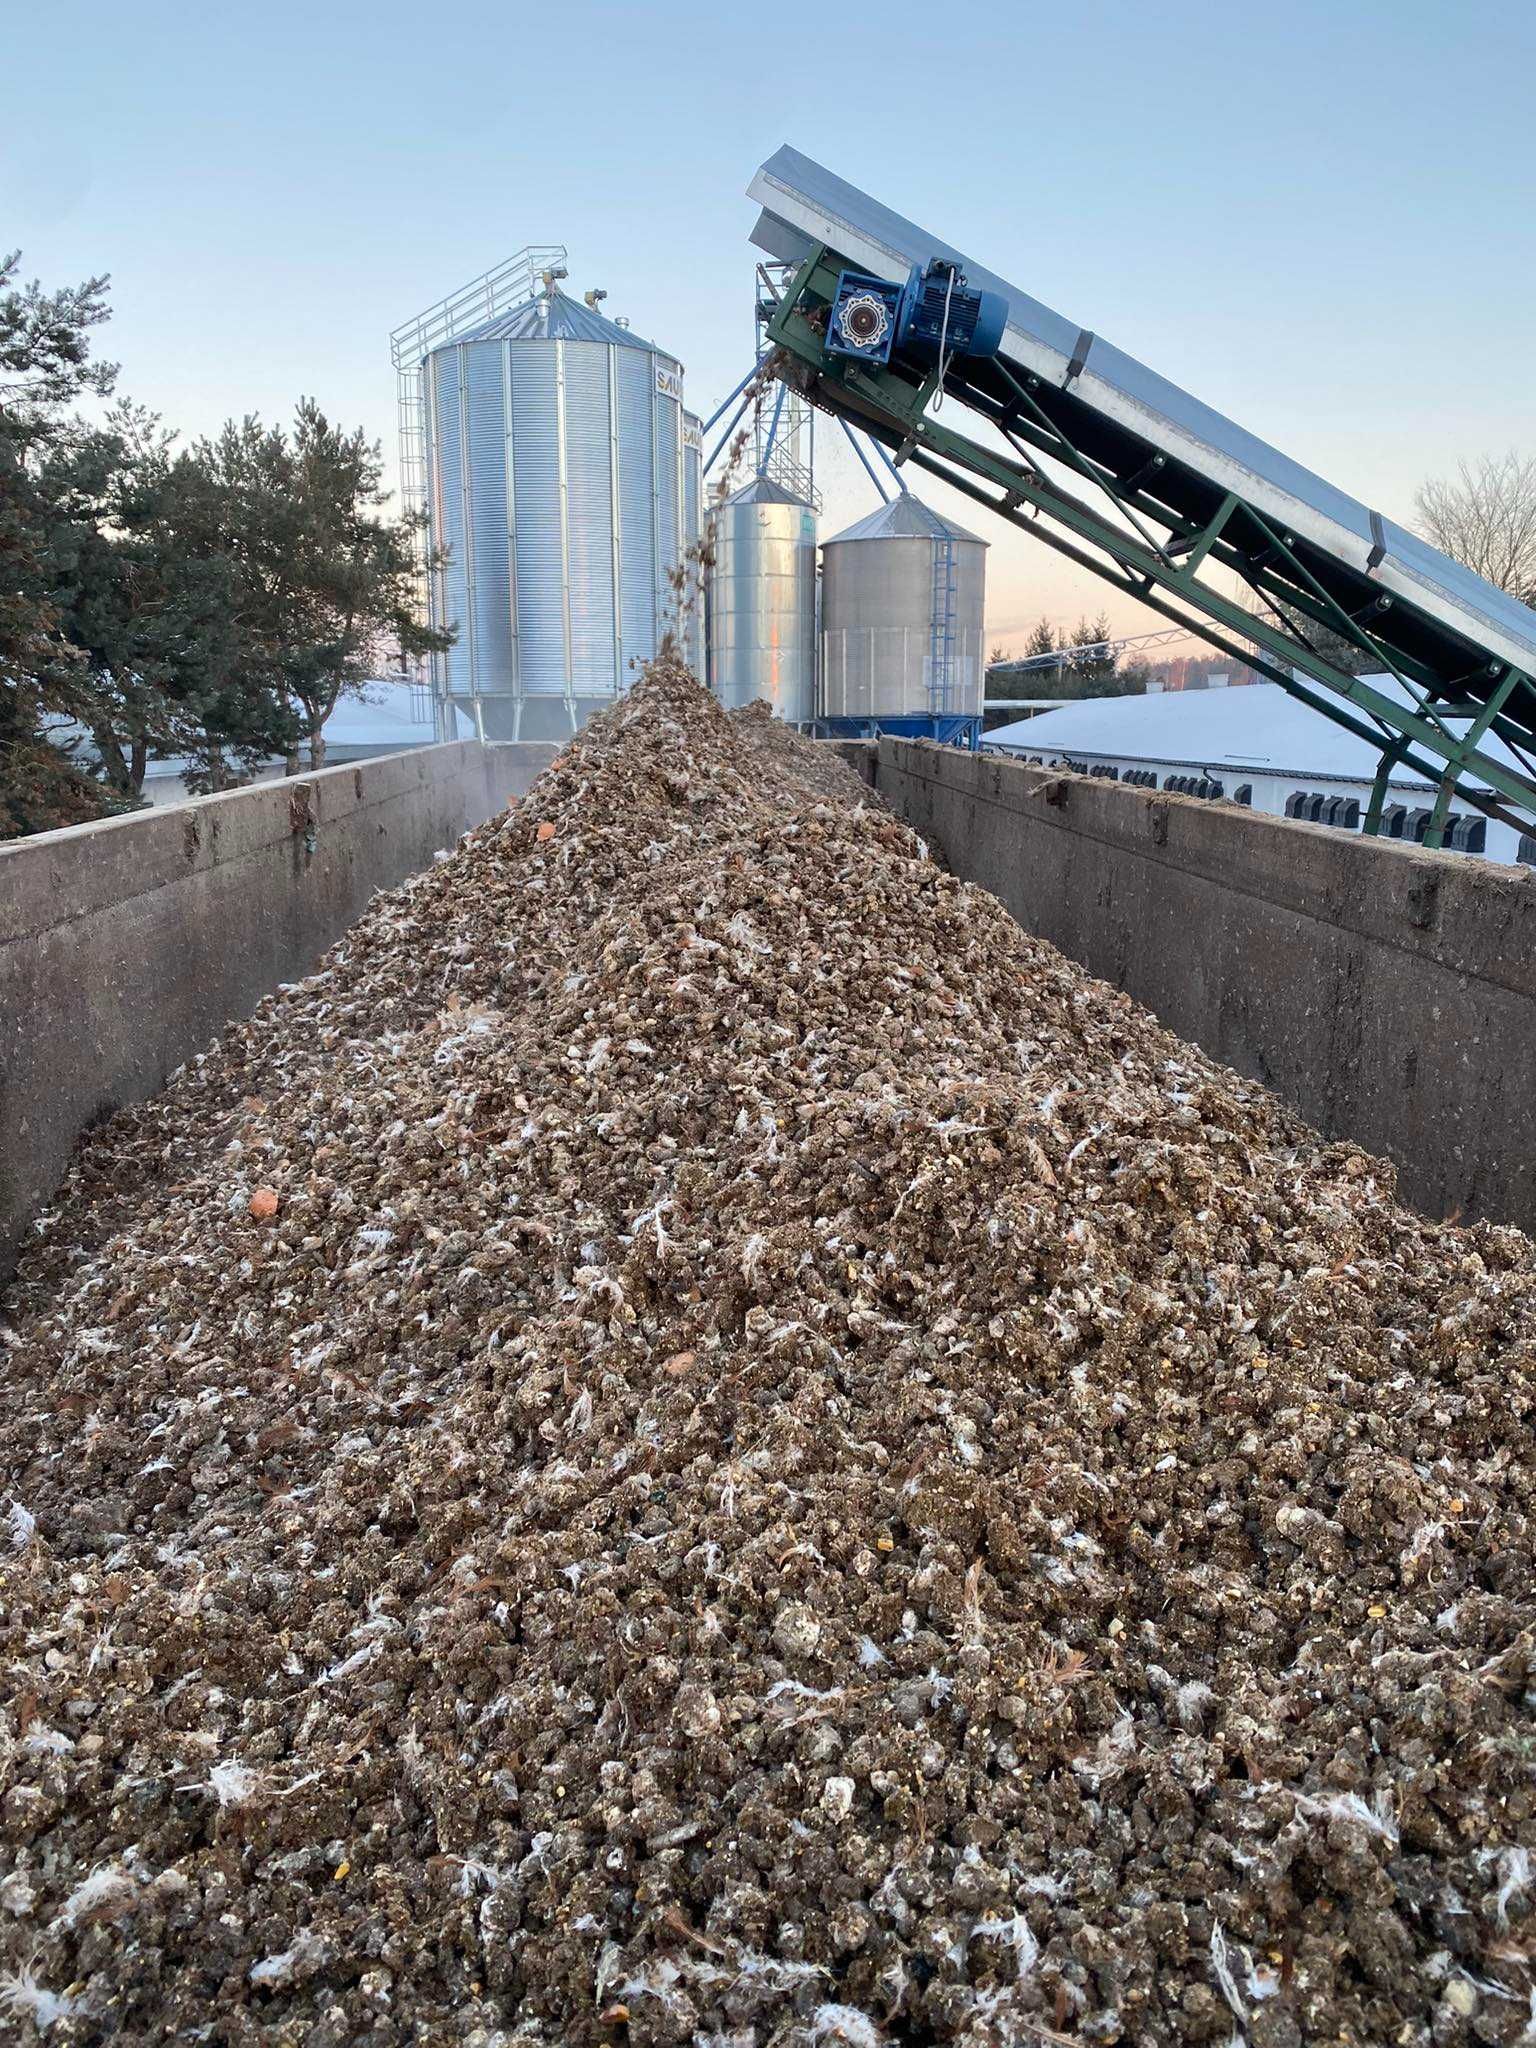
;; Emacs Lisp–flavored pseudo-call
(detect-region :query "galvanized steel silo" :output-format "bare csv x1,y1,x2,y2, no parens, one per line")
421,287,701,741
819,494,987,730
708,477,818,723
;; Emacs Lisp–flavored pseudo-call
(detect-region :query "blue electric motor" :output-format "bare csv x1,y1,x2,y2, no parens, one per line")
899,257,1008,363
827,257,1006,368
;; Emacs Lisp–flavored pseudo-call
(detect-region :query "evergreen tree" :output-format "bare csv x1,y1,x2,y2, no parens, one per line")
0,252,116,731
985,617,1058,699
0,252,136,832
38,406,288,796
1024,616,1058,662
42,406,184,793
1066,612,1118,695
1270,599,1375,677
990,612,1149,702
2,257,449,833
192,402,448,771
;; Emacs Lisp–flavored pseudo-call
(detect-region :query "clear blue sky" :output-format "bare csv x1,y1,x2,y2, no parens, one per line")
8,0,1535,649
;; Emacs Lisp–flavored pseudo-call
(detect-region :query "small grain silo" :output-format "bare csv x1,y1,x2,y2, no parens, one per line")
819,492,987,742
398,261,701,742
707,477,818,723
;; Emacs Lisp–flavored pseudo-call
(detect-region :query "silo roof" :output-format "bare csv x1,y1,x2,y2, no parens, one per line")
724,475,813,507
824,492,986,547
439,290,666,354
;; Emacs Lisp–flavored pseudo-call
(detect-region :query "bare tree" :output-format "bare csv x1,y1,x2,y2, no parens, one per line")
1415,451,1536,603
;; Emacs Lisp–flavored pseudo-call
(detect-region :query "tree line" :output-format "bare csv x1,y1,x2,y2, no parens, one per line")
2,253,447,838
985,614,1156,702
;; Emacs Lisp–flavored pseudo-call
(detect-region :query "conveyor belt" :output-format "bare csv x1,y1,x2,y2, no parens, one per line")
748,145,1536,840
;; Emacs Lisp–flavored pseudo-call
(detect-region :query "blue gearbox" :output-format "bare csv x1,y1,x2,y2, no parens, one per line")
826,259,1007,369
827,271,903,364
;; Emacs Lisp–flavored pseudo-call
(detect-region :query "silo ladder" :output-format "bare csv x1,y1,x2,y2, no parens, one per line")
929,536,957,718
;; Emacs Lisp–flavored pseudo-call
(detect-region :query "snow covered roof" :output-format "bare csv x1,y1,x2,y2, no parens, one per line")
983,678,1529,792
319,682,466,749
824,492,985,547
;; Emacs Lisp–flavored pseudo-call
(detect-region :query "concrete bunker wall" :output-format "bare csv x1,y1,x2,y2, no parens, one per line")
873,739,1536,1232
4,729,1533,1286
0,740,555,1283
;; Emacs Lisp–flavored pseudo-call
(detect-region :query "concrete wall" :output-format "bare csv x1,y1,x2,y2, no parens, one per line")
824,740,879,789
0,740,555,1283
7,725,1532,1278
875,740,1536,1231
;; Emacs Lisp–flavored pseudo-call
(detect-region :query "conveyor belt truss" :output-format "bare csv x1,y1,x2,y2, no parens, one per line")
751,152,1536,844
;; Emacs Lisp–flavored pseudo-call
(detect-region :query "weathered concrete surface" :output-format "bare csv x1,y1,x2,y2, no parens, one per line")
876,740,1536,1231
0,740,556,1284
823,740,879,788
8,724,1532,1277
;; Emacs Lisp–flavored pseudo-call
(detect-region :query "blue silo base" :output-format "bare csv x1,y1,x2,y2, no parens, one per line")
813,714,981,751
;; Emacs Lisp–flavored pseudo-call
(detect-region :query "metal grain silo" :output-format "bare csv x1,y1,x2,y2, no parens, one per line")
708,477,818,723
418,283,701,741
819,493,987,741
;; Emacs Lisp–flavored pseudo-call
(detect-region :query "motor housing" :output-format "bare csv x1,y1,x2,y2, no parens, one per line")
898,258,1007,362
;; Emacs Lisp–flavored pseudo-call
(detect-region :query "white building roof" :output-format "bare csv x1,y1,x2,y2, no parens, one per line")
52,681,465,782
984,678,1528,792
318,681,467,750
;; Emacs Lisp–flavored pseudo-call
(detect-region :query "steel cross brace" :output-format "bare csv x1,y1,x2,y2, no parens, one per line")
947,352,1536,761
764,248,1536,837
960,364,1536,780
951,358,1536,780
947,364,1472,710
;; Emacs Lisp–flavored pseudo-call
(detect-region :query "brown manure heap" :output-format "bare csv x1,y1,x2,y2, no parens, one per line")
3,660,1536,2046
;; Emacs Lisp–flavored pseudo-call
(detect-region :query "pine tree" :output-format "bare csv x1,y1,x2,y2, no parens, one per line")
0,252,116,722
985,617,1059,700
3,257,451,832
1066,612,1119,696
0,252,133,832
192,401,448,771
1024,617,1058,662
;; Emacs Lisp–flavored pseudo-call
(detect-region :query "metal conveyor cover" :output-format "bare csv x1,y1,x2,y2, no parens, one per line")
748,145,1536,682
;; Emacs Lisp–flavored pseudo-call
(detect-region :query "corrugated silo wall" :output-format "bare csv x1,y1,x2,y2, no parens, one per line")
819,536,986,721
424,334,698,735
